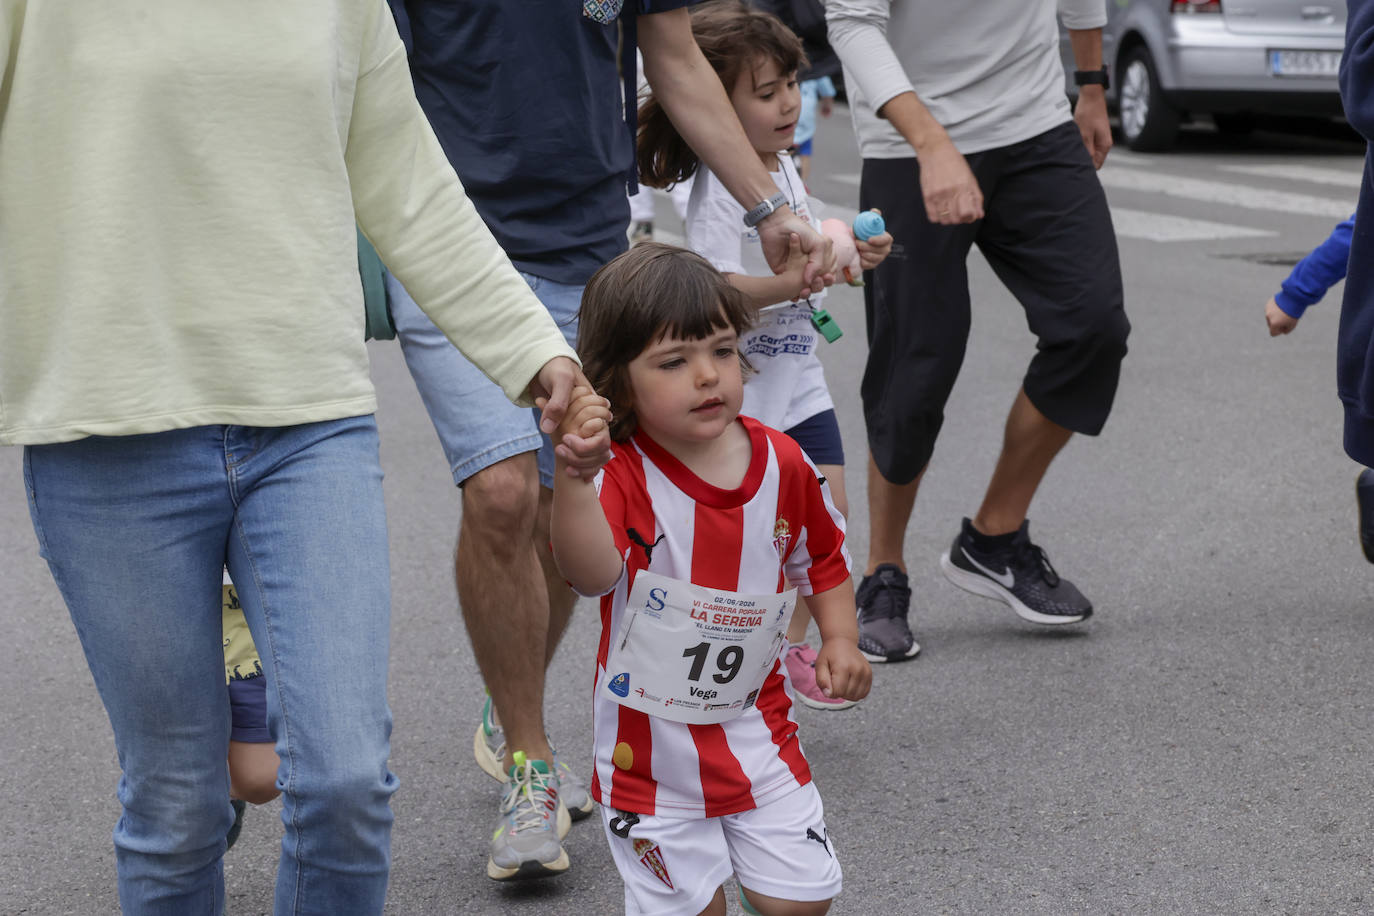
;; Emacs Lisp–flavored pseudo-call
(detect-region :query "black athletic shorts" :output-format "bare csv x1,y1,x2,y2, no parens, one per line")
858,121,1129,485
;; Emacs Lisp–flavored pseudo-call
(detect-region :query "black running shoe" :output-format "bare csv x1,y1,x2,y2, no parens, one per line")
855,563,920,662
939,518,1091,625
1357,469,1374,564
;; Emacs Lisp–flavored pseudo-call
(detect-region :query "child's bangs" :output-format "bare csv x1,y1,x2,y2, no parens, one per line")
654,280,752,345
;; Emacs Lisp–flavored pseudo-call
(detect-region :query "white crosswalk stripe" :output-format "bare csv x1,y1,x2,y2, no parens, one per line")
648,162,1342,247
1097,166,1351,219
1109,207,1275,242
1217,163,1364,190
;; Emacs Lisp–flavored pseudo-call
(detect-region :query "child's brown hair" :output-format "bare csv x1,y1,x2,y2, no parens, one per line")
637,0,806,188
578,243,754,441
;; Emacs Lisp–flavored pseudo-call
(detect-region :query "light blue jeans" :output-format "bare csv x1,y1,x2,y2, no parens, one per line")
23,417,397,915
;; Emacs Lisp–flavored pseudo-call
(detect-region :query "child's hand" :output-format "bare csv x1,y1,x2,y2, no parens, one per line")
537,386,613,479
813,638,872,702
1266,297,1298,336
855,231,892,271
782,232,817,300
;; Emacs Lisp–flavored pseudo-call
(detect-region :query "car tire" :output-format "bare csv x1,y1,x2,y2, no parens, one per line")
1118,46,1179,152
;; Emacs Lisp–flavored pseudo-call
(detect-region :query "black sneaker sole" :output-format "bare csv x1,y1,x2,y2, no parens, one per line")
939,552,1090,625
859,641,921,663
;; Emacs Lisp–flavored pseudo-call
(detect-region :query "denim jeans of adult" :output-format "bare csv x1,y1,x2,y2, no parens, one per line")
23,417,398,915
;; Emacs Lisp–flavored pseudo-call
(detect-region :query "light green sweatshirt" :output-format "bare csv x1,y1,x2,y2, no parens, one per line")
0,0,577,445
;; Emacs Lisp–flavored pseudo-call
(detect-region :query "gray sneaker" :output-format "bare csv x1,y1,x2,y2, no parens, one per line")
486,751,572,881
473,694,506,781
553,752,597,821
855,563,921,662
475,695,595,821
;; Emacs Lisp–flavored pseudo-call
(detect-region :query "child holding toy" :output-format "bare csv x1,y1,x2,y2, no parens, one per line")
637,0,895,704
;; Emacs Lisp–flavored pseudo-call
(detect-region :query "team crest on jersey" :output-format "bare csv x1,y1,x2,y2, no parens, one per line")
633,838,674,889
608,672,630,697
772,518,792,559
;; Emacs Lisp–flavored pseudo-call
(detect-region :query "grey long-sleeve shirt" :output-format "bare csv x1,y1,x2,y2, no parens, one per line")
825,0,1107,159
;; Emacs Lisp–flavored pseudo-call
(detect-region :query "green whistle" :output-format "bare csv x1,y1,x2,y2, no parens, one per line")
811,308,842,343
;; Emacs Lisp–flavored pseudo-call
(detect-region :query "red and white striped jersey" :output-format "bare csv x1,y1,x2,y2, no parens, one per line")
589,416,851,819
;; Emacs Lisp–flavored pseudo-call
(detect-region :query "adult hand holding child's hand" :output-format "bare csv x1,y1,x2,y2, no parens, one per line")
533,359,612,478
537,383,613,480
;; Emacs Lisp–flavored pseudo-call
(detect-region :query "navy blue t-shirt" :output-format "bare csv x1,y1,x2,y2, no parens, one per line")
389,0,691,286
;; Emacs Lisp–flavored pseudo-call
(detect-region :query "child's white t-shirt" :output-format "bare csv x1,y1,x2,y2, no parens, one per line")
684,156,835,432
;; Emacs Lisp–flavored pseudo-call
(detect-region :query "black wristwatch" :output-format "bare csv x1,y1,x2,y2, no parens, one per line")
1074,66,1110,90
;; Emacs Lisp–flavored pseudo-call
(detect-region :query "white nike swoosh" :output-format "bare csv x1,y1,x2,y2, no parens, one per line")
961,547,1014,588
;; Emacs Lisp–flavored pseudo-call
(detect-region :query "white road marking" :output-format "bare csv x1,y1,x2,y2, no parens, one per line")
1218,163,1364,191
1097,167,1352,219
1110,207,1276,242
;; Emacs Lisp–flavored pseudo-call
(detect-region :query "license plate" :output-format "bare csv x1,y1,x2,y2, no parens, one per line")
1270,49,1341,77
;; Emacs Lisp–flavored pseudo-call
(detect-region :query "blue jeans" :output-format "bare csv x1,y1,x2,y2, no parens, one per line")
23,417,397,914
388,269,583,488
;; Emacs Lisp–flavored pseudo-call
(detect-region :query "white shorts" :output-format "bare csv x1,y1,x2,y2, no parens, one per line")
599,782,842,916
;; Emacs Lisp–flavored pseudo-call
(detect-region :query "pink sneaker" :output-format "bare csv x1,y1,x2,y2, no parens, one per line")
783,643,858,710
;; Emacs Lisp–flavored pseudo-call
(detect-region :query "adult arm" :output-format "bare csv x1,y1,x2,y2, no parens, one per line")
685,173,807,308
638,7,834,291
346,1,590,436
825,0,982,224
1063,0,1112,169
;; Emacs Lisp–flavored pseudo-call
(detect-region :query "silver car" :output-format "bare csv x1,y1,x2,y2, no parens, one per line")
1062,0,1346,151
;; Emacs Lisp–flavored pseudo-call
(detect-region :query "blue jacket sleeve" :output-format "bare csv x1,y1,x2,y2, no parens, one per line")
1274,214,1356,318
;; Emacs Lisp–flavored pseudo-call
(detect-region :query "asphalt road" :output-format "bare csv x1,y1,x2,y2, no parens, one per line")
3,112,1372,915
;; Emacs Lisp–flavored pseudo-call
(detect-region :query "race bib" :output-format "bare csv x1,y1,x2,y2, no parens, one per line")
602,571,796,725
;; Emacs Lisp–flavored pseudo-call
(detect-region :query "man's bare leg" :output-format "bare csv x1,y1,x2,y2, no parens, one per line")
857,457,924,661
939,386,1091,625
536,486,578,669
864,457,924,575
455,452,554,769
971,388,1072,536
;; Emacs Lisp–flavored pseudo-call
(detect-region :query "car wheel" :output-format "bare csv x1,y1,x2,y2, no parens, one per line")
1118,46,1179,152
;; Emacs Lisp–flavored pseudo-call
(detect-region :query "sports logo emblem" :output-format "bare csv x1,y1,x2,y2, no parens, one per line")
608,672,630,697
633,838,674,889
772,518,792,559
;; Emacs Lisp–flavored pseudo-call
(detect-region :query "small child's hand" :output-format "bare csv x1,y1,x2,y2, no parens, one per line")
1266,297,1298,336
856,230,893,271
813,638,872,702
538,386,613,479
783,232,812,299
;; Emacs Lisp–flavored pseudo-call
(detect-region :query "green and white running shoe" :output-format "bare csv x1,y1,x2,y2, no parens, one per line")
474,694,596,821
487,751,571,881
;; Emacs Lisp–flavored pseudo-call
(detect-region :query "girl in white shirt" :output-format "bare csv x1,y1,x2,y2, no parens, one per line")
636,0,891,711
